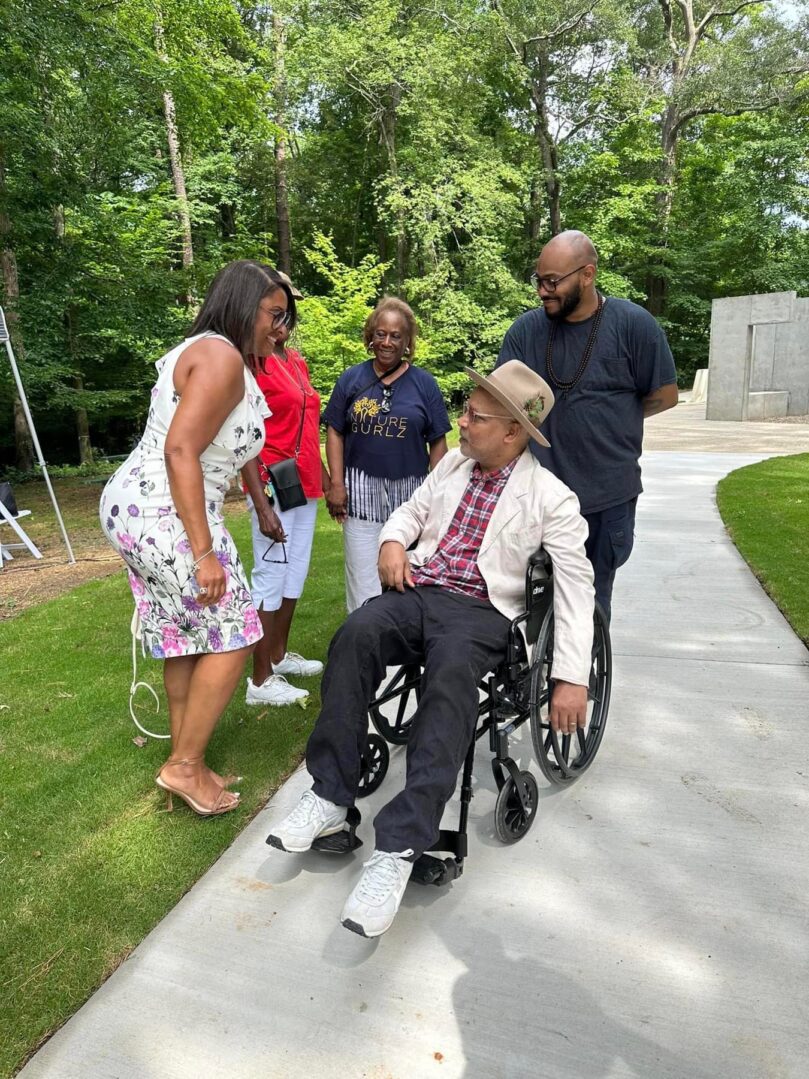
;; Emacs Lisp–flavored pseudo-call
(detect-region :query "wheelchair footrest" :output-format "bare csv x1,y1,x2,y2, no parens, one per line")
310,807,363,854
411,853,464,887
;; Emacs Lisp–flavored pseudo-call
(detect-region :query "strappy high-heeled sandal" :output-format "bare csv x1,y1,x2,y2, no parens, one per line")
156,759,240,817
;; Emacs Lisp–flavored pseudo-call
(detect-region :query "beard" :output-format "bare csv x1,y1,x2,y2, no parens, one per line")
543,283,582,321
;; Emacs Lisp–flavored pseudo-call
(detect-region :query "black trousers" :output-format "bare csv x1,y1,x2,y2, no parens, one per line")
306,587,511,857
583,497,637,621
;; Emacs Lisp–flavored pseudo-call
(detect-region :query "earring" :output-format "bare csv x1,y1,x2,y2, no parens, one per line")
403,347,410,356
367,344,375,354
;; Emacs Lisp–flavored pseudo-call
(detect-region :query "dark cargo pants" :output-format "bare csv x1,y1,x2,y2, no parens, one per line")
306,586,510,857
583,497,637,621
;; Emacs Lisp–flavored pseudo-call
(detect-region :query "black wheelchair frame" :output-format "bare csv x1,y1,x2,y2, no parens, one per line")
314,550,612,886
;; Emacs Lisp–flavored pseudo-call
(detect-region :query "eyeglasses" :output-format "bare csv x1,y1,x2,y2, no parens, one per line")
372,329,403,343
458,401,513,425
259,304,293,330
380,386,393,414
529,265,587,293
261,540,288,564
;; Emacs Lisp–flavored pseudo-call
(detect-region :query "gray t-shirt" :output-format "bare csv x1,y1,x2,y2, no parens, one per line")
497,297,676,514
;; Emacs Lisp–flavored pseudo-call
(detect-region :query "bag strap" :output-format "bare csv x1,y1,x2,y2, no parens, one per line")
343,358,405,425
266,353,308,460
287,360,306,460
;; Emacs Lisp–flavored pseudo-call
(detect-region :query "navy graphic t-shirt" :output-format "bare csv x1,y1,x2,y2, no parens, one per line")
497,297,676,514
323,361,451,521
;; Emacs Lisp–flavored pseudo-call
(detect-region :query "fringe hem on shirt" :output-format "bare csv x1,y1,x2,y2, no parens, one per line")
346,468,425,524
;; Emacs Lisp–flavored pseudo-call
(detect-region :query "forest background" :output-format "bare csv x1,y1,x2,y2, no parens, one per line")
1,0,808,471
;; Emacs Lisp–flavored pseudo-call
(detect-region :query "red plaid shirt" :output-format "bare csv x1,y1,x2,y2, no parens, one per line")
411,457,518,600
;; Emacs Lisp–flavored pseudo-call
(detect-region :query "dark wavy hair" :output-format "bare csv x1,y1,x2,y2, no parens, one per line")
363,296,418,357
189,260,297,368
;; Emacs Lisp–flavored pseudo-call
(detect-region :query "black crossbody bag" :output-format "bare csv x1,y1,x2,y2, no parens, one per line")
265,362,308,512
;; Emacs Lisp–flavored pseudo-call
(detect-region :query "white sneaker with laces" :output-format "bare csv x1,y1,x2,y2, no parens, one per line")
273,652,324,677
245,674,309,707
341,848,415,937
266,789,347,852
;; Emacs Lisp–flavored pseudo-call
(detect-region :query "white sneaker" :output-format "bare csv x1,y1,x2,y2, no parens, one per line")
246,675,309,707
266,790,347,852
273,652,324,677
341,848,415,938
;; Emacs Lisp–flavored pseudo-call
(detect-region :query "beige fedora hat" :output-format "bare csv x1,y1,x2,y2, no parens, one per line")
464,360,555,447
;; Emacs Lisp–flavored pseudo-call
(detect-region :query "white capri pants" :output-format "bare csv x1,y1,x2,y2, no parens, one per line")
248,496,318,612
343,516,384,613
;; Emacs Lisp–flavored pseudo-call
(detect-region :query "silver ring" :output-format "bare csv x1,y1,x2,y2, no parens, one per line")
198,586,209,596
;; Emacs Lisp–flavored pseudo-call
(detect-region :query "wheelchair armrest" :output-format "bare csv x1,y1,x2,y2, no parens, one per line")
525,548,554,645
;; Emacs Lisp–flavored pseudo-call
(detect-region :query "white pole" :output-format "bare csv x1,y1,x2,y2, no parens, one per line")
0,305,76,563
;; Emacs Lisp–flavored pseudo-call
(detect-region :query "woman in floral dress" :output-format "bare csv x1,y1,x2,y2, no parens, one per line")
100,260,294,816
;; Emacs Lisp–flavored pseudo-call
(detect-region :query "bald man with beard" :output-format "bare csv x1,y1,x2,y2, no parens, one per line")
497,231,678,619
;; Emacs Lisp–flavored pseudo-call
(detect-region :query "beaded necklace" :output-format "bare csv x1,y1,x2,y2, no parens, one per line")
545,293,606,398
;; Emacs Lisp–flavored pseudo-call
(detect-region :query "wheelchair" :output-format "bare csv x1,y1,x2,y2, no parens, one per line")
311,549,612,887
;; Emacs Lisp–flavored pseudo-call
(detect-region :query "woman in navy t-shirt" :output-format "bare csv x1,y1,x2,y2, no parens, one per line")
323,297,451,611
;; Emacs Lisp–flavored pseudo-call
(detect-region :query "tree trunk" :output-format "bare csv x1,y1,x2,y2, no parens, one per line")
273,13,292,275
528,173,543,252
13,399,34,472
65,305,93,465
0,149,35,471
54,205,93,465
73,374,92,465
219,202,236,240
380,85,407,290
155,16,194,272
530,59,562,236
646,108,678,316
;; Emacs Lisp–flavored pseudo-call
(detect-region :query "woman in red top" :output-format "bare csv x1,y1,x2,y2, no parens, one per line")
241,301,331,707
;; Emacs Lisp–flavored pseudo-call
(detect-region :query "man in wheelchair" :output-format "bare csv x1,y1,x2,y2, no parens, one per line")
268,361,595,937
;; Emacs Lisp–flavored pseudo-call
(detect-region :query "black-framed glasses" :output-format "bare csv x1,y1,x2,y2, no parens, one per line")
380,386,393,414
261,540,288,564
529,265,587,293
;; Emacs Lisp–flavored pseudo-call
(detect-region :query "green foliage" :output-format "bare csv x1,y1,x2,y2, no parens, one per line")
1,0,808,461
293,233,390,394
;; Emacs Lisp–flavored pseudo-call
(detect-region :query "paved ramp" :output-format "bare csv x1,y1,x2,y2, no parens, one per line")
21,453,809,1079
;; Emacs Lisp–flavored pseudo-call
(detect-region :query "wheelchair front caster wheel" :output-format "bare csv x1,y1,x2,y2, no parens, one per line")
494,770,538,844
356,733,389,798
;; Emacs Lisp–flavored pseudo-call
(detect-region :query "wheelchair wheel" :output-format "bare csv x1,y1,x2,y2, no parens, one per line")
356,734,389,798
494,771,539,844
529,602,611,785
369,664,421,744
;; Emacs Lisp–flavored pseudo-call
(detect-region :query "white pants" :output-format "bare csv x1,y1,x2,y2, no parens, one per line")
343,516,384,613
248,497,318,611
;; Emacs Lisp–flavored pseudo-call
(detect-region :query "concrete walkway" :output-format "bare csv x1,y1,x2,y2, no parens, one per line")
21,426,809,1077
643,398,809,454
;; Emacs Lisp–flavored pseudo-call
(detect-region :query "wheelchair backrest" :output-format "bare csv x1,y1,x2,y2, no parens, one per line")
525,547,554,644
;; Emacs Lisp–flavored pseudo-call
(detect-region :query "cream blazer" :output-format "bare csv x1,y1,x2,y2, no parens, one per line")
378,448,595,685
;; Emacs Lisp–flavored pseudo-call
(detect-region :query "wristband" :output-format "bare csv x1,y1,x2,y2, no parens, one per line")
263,482,275,506
192,546,215,573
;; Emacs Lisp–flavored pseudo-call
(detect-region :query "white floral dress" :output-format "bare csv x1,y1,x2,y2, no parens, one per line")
100,333,270,658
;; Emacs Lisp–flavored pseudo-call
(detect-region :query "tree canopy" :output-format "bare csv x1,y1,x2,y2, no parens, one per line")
1,0,807,467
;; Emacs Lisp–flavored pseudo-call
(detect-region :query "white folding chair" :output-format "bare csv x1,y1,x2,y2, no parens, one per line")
0,500,43,568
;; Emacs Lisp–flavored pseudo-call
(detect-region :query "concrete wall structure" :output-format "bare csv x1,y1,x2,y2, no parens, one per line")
706,291,809,421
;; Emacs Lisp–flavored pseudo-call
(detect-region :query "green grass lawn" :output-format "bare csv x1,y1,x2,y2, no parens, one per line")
0,503,347,1077
717,453,809,646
